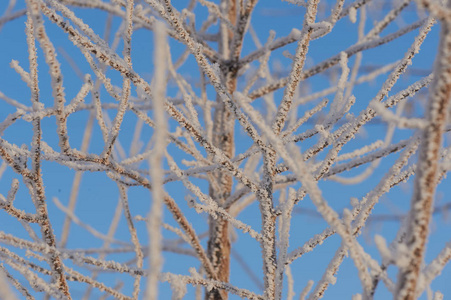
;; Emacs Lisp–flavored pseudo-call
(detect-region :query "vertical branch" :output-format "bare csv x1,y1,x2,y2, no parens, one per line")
28,0,70,153
275,189,296,300
102,0,134,159
271,0,319,134
24,2,71,297
260,5,321,293
59,111,95,248
206,1,240,299
258,147,277,300
395,2,451,299
229,0,257,61
146,20,167,300
260,1,319,297
118,184,143,300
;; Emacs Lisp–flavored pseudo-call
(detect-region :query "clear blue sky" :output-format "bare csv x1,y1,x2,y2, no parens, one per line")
0,1,450,299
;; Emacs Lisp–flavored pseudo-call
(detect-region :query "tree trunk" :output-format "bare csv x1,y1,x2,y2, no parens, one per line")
395,1,451,298
206,1,237,299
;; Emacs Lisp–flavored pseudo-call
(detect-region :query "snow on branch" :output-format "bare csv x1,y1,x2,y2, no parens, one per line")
0,0,449,299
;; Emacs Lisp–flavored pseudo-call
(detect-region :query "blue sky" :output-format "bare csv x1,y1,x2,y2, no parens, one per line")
0,0,450,299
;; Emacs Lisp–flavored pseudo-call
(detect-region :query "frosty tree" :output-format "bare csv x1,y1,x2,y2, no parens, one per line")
0,0,451,299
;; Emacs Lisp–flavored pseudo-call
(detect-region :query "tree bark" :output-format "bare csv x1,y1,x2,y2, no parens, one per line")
206,1,237,299
396,2,451,299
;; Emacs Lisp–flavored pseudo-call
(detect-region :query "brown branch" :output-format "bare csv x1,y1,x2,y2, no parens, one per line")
395,1,451,298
